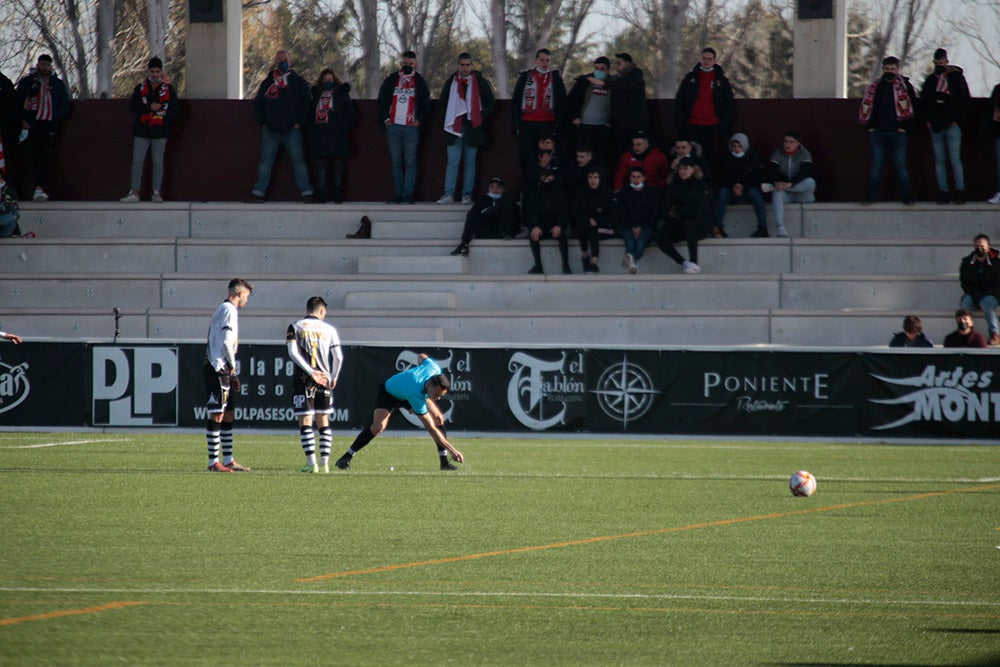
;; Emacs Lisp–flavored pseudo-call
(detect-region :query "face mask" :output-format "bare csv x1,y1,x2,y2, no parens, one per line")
934,65,946,74
976,248,986,257
536,67,550,74
731,150,744,158
883,72,895,82
401,65,414,75
278,61,290,73
487,192,502,200
958,320,971,331
593,70,607,80
322,81,334,91
149,75,162,84
629,182,644,190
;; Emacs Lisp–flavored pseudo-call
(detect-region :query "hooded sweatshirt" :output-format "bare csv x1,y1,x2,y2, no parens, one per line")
718,132,763,189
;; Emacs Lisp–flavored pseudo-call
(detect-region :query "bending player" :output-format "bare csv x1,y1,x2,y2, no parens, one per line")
335,353,464,471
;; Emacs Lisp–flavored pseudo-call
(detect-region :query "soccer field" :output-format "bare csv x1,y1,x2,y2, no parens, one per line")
1,431,998,665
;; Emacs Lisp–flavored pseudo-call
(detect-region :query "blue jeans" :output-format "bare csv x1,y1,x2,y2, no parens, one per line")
771,178,816,227
960,294,999,336
0,212,17,237
444,137,477,198
716,185,767,230
930,124,964,191
252,127,313,196
386,124,420,198
620,227,653,262
866,129,910,201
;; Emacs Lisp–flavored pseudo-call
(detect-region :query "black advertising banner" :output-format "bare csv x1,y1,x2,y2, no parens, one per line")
1,342,997,441
861,353,1000,439
0,343,88,426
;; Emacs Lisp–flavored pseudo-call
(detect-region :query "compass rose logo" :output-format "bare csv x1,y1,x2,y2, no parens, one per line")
593,357,659,427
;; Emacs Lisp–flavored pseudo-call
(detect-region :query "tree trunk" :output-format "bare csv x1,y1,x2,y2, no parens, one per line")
657,0,690,98
95,0,115,97
489,0,510,97
147,0,168,61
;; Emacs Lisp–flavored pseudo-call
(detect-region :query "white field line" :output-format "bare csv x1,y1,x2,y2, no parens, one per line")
0,586,997,608
0,438,130,450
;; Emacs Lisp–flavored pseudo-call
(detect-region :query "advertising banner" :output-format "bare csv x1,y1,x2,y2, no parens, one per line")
0,343,88,427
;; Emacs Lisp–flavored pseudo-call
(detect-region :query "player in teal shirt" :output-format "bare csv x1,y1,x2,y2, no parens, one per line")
335,354,464,470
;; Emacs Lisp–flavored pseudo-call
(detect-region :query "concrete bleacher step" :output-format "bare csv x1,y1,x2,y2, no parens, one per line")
790,238,967,274
343,291,456,310
17,202,190,238
0,238,178,274
801,202,999,239
779,274,958,310
356,255,466,274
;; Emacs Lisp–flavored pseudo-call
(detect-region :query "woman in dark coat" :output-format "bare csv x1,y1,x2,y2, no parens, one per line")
307,68,354,203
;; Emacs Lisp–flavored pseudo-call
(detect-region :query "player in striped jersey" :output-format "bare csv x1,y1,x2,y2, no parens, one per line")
204,277,253,472
286,296,343,473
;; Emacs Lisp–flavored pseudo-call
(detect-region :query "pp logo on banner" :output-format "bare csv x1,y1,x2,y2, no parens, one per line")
93,347,179,426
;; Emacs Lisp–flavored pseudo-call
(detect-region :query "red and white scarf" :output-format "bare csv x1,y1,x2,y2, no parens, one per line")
934,72,950,94
26,75,53,121
444,73,482,137
264,70,289,99
315,90,334,125
858,74,913,125
139,79,171,126
521,69,553,116
389,73,416,125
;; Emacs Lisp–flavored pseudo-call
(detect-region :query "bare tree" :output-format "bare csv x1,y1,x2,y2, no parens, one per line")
384,0,461,77
509,0,564,69
865,0,940,78
344,0,381,97
147,0,168,60
95,0,115,97
487,0,511,96
616,0,690,98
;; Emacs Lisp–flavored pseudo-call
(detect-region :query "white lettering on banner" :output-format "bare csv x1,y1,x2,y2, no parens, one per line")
703,372,829,399
736,396,789,414
507,352,585,430
0,359,30,415
870,365,999,430
593,357,659,427
191,406,347,423
92,347,178,426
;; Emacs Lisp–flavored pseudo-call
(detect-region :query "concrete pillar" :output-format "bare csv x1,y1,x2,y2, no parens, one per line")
185,0,243,99
792,0,847,99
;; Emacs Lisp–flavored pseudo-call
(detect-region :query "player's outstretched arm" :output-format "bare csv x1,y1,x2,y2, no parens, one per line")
418,412,464,462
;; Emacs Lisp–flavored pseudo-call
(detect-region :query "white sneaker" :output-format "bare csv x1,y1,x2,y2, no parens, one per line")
776,226,789,238
151,190,163,203
628,256,638,274
760,183,774,194
33,188,48,202
682,261,701,274
436,194,453,204
119,191,140,203
988,192,1000,205
621,253,633,270
461,194,473,205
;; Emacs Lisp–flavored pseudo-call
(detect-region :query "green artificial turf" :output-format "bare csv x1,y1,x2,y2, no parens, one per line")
0,432,998,665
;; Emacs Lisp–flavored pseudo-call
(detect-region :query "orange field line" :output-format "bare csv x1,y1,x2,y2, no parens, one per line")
0,601,148,626
295,483,1000,583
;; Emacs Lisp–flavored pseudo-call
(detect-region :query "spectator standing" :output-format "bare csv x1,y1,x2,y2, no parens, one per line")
858,56,917,205
437,53,496,205
613,131,669,191
716,132,766,239
674,47,734,166
989,81,1000,205
377,50,431,204
246,50,313,203
286,296,343,474
616,166,659,274
655,156,711,274
761,131,815,239
204,278,254,473
307,67,354,203
959,234,1000,346
450,176,520,256
524,168,571,274
14,54,71,202
567,56,614,161
119,57,178,203
572,167,617,273
0,70,16,178
889,315,934,348
606,53,649,157
943,309,987,349
511,49,567,170
920,48,970,205
0,173,21,237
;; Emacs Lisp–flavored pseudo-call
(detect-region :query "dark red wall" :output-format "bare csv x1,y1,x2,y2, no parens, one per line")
4,98,998,202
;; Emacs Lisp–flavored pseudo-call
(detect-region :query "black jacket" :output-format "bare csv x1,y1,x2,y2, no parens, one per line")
307,82,354,158
674,64,734,135
920,66,970,132
865,75,918,133
377,71,431,130
718,149,763,189
663,169,711,223
129,79,179,139
523,181,569,231
15,70,72,128
253,69,311,133
889,331,934,348
438,70,496,147
617,184,660,230
466,193,520,239
511,69,567,132
573,185,618,231
605,64,648,136
990,84,1000,139
960,248,1000,301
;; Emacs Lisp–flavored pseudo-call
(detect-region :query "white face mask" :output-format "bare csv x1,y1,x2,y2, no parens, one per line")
629,182,645,190
487,192,502,200
731,150,744,157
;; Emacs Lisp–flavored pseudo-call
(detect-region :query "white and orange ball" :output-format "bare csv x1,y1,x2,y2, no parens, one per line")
789,470,817,497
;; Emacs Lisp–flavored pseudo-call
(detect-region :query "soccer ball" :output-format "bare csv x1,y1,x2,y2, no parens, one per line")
789,470,816,497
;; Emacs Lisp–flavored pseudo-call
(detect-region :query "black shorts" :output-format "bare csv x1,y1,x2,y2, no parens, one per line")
292,375,334,417
203,361,235,415
373,380,410,413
